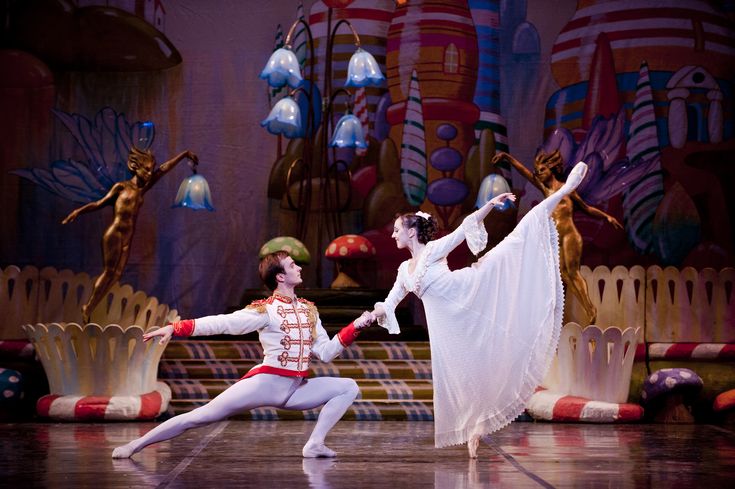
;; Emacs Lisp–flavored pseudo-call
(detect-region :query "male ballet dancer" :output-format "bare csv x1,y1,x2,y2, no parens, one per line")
113,251,373,459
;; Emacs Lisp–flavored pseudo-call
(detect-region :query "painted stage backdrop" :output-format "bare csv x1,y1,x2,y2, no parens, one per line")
1,0,734,322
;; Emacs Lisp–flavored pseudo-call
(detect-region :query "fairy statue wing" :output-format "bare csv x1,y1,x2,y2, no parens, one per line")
11,106,154,204
541,108,646,205
12,160,110,204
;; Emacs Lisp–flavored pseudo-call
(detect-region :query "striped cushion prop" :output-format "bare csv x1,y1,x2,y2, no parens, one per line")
0,340,35,360
527,390,643,423
36,382,171,421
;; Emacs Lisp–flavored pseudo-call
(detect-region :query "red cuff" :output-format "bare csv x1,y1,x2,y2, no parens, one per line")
172,319,195,337
337,322,360,348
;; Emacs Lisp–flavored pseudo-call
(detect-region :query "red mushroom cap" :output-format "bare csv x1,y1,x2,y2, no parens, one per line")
325,234,376,260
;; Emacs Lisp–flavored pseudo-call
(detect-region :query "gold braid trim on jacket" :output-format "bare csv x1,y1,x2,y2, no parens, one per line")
245,297,271,314
299,298,319,339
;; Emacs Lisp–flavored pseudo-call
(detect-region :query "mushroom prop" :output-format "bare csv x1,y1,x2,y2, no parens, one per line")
714,389,735,425
641,368,703,423
259,236,311,265
325,235,376,288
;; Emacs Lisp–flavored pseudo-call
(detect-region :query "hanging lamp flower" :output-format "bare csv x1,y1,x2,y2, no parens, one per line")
329,113,367,149
261,96,303,138
259,47,303,89
173,172,215,211
475,173,513,211
345,48,385,87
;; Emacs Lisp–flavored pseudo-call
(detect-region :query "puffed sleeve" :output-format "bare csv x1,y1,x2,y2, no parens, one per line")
181,307,269,337
423,212,488,261
310,313,359,363
375,271,408,334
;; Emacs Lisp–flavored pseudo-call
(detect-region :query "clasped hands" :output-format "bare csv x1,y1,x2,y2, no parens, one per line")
353,310,378,330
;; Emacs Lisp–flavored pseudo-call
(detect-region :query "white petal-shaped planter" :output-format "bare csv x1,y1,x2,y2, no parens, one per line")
3,266,179,421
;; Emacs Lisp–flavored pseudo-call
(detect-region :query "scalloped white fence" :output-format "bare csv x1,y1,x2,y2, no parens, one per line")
564,265,734,343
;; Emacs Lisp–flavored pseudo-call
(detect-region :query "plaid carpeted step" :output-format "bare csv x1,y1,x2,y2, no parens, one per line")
167,399,435,421
165,378,434,401
161,341,431,361
158,359,433,380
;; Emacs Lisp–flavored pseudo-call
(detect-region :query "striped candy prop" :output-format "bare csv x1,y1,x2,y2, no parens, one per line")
293,2,308,69
354,86,369,156
399,70,427,205
268,23,285,103
623,60,664,254
36,382,171,421
527,389,643,423
648,343,735,361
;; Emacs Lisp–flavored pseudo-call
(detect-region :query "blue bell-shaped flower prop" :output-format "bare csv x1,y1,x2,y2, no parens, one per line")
173,169,215,211
329,113,367,149
345,48,385,88
261,96,303,138
476,173,514,211
259,47,303,89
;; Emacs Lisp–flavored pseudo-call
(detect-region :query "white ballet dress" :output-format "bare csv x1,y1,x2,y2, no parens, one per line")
376,205,564,447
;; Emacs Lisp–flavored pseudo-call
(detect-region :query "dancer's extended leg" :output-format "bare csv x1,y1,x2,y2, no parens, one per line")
112,375,299,458
283,377,359,457
536,161,589,215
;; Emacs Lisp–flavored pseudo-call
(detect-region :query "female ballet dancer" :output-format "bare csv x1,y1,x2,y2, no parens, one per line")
369,161,589,458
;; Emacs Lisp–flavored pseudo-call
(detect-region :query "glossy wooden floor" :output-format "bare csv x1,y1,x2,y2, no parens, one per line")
2,421,734,488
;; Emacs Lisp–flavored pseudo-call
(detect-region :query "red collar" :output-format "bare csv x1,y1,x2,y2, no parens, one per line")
272,292,297,304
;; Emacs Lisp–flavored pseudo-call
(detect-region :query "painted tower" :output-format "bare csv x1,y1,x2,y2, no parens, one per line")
385,0,480,225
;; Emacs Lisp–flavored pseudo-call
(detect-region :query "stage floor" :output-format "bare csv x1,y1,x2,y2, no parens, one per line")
2,421,734,488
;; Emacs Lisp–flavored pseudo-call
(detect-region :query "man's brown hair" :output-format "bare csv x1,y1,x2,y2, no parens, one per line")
259,251,290,290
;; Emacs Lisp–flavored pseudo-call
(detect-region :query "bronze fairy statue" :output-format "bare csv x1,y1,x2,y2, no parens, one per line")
62,147,198,323
492,150,622,324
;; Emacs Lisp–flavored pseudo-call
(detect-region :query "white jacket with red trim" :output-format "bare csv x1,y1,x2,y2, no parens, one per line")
172,293,359,378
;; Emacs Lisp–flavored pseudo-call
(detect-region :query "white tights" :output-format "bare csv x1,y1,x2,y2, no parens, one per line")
114,374,359,457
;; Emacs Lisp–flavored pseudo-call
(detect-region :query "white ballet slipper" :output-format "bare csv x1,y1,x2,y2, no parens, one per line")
561,161,589,194
302,441,337,458
467,435,480,459
112,444,135,459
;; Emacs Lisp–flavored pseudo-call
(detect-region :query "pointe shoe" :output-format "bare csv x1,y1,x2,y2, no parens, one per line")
302,441,337,458
561,161,589,193
112,444,135,459
467,435,480,459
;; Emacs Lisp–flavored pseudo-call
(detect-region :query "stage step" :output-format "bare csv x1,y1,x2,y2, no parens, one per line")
159,358,433,380
162,340,431,361
165,378,434,401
